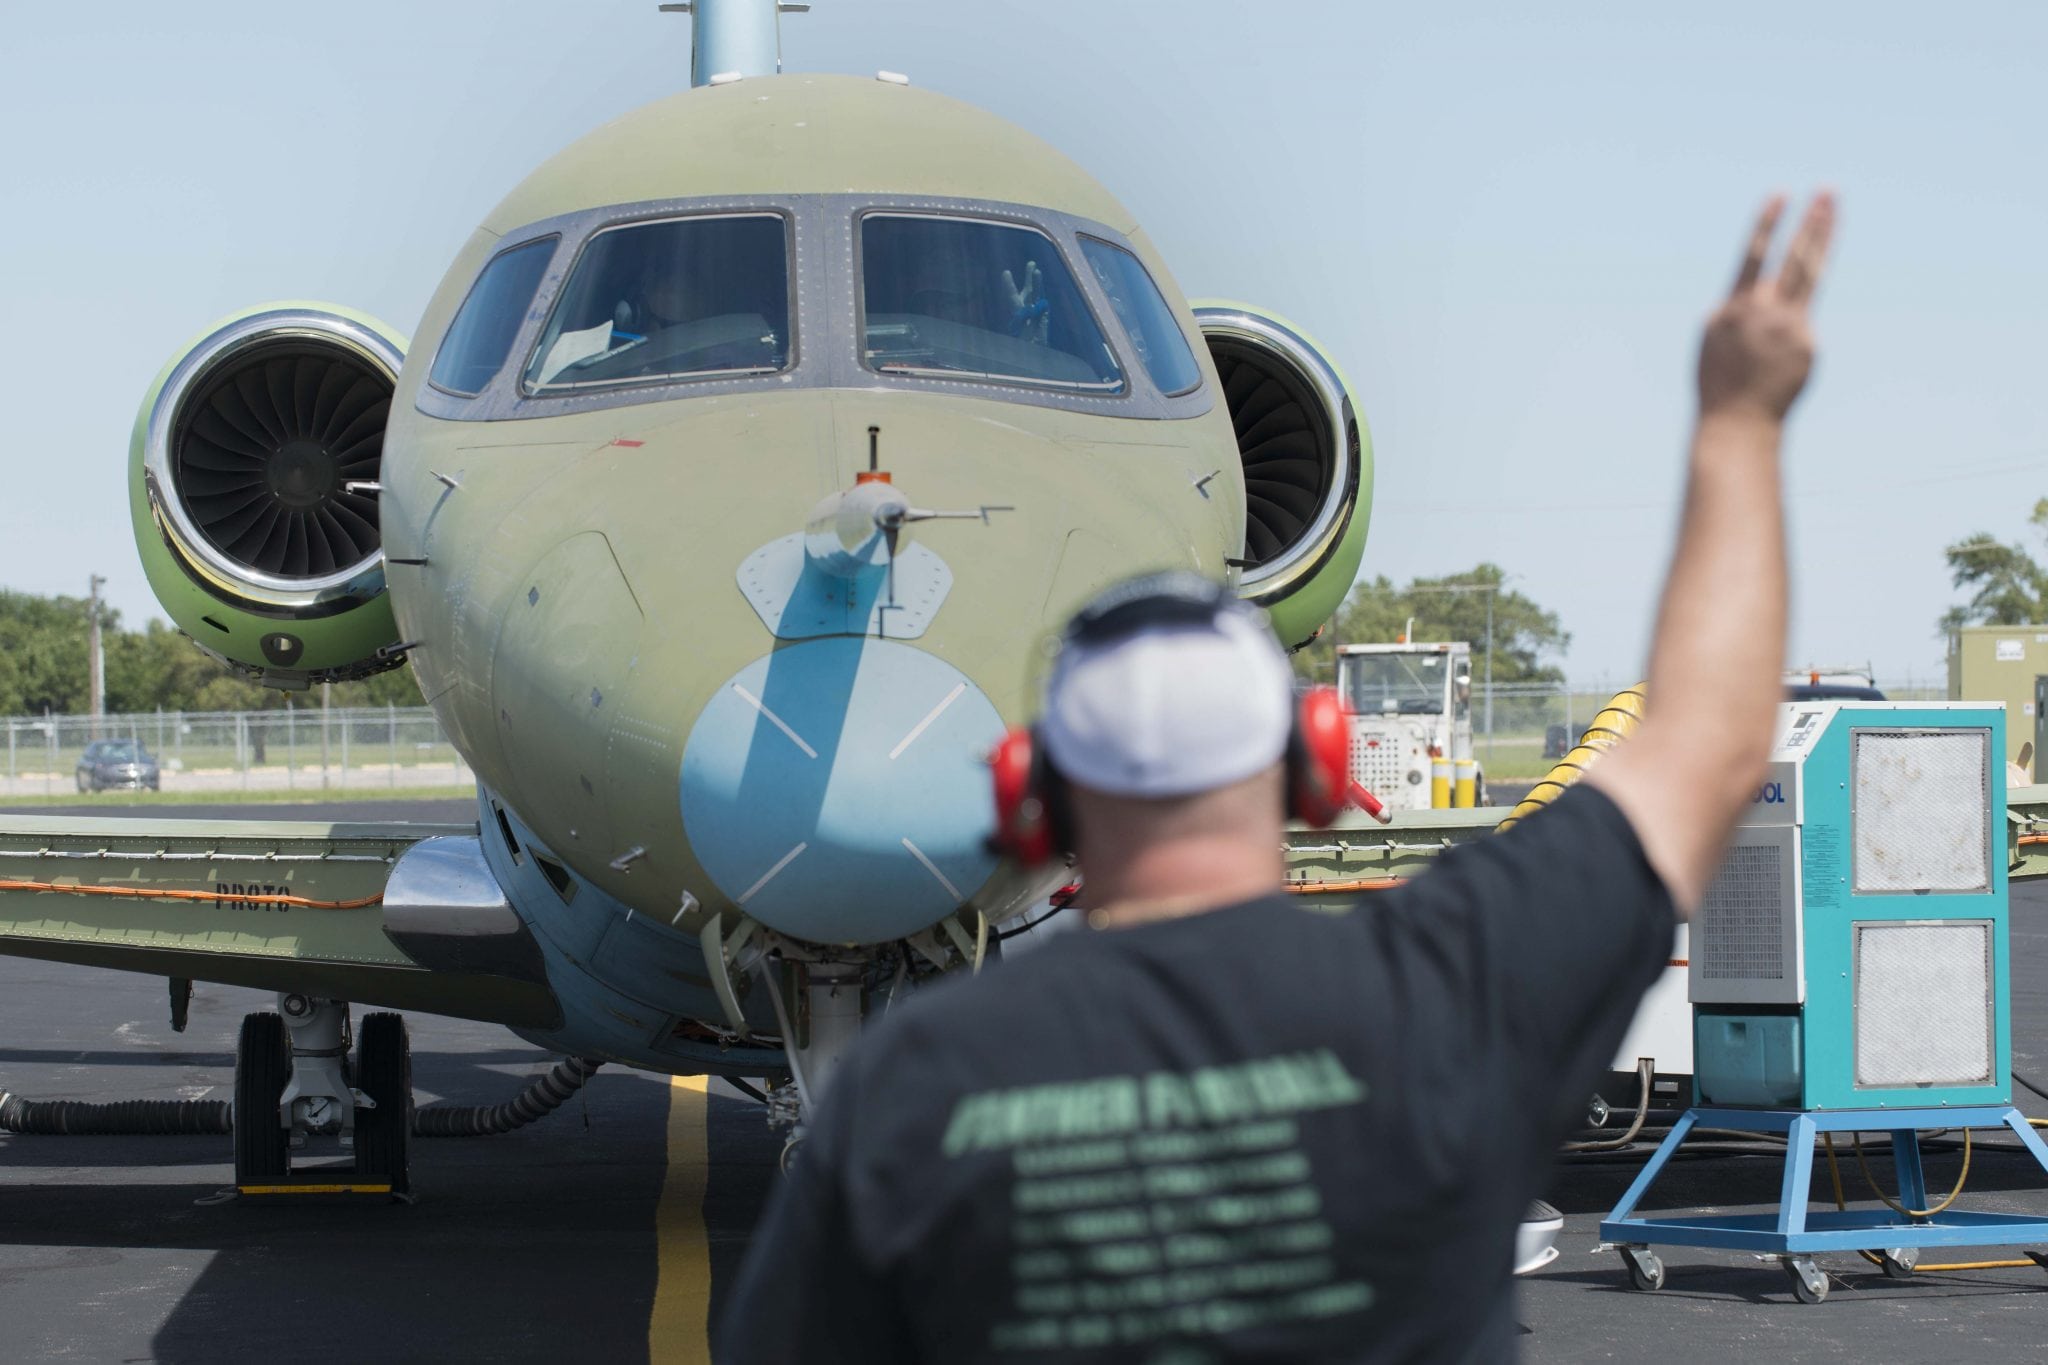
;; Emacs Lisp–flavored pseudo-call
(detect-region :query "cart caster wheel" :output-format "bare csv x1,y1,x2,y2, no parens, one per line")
779,1134,804,1174
1784,1256,1829,1304
1620,1247,1664,1292
1880,1248,1917,1279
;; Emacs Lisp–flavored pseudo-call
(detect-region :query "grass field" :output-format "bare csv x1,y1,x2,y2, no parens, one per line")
1483,754,1563,781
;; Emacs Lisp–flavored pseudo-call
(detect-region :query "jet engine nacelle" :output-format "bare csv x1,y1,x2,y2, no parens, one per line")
1194,303,1374,650
129,304,408,688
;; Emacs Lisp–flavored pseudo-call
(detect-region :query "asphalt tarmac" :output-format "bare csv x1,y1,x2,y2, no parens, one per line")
5,800,2048,1363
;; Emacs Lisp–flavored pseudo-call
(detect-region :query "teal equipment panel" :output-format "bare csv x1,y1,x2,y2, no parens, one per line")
1691,703,2009,1111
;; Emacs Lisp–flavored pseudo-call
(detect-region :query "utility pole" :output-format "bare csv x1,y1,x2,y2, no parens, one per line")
1484,586,1495,766
88,574,107,738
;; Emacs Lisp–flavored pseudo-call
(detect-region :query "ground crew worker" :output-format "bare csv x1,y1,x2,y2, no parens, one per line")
716,191,1836,1363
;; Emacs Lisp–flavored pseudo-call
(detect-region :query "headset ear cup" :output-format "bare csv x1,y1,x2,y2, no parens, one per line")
990,727,1057,866
1289,687,1351,826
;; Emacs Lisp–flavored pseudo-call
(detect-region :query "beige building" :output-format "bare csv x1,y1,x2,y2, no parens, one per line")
1948,624,2048,779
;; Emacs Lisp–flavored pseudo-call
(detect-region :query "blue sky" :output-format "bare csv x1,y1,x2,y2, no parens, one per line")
2,1,2042,685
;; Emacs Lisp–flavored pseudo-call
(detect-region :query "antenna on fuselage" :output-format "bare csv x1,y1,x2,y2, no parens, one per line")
659,0,810,87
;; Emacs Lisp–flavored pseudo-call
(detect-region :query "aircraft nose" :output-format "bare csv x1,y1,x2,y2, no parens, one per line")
679,638,1006,944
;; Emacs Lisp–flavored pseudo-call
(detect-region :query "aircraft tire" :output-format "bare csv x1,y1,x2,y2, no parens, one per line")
353,1012,412,1195
233,1012,291,1185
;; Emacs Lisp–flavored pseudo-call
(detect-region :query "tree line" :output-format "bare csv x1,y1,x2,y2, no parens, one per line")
1291,563,1568,686
1943,498,2048,631
0,590,421,716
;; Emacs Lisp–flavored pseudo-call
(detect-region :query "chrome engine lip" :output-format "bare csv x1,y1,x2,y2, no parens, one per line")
143,308,403,612
1192,305,1356,603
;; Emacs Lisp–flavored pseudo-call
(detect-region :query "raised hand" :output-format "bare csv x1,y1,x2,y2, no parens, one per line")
1000,260,1050,344
1697,192,1836,423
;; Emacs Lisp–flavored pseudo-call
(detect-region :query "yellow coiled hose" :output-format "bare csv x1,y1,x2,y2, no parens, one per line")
1495,685,1647,832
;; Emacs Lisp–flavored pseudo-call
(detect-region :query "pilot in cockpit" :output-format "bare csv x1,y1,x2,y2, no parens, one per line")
622,250,716,336
531,216,789,388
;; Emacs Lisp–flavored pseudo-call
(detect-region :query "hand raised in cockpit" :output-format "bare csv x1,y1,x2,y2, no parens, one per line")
1001,260,1050,344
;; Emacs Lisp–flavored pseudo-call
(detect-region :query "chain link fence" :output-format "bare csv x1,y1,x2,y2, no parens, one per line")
4,679,1959,798
0,706,471,798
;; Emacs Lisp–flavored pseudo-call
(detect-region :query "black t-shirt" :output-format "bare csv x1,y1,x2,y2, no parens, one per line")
716,786,1673,1364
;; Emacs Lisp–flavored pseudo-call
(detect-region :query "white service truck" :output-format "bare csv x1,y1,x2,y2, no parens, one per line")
1335,641,1486,810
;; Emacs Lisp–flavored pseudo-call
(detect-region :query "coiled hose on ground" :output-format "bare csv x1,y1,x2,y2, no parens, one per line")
412,1055,603,1137
1496,684,1648,832
0,1055,603,1139
0,1092,232,1136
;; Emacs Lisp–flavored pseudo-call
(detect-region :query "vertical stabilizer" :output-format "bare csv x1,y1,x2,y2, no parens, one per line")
661,0,809,87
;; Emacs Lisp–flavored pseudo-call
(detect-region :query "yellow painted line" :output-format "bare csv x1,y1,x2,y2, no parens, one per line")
650,1074,713,1364
238,1183,392,1195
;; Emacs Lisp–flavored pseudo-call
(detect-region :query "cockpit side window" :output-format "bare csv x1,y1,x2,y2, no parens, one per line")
859,214,1122,392
1078,237,1204,397
523,213,792,394
428,237,557,397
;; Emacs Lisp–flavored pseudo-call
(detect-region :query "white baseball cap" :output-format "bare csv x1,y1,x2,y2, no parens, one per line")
1039,573,1296,798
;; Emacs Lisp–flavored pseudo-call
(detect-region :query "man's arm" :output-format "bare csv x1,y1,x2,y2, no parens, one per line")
1589,193,1836,914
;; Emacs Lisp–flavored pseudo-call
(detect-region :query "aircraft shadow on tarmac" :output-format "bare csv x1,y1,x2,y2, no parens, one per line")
0,1071,779,1361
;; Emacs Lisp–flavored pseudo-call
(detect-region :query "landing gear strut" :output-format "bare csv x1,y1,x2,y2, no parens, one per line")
762,959,868,1144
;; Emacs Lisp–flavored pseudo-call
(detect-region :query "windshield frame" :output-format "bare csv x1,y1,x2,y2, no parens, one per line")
410,195,1212,425
518,208,798,399
1076,234,1204,398
1340,652,1456,716
427,234,564,400
853,209,1126,397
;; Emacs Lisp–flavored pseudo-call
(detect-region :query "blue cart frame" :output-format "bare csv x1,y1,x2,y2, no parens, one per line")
1599,1106,2048,1302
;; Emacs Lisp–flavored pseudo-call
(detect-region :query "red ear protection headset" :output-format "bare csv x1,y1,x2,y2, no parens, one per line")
989,574,1353,867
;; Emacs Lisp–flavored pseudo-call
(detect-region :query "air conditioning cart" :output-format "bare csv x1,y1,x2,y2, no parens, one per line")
1599,702,2048,1302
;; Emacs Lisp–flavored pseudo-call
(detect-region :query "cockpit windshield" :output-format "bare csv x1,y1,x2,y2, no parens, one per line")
1078,237,1203,396
524,213,791,393
860,214,1122,392
1340,653,1456,715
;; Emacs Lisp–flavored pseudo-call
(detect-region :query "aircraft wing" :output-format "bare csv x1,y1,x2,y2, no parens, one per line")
0,813,559,1030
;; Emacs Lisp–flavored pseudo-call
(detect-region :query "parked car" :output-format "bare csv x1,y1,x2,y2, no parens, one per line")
1543,723,1574,758
76,739,161,792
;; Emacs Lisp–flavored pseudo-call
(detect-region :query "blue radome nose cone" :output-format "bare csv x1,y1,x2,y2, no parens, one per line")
680,638,1005,943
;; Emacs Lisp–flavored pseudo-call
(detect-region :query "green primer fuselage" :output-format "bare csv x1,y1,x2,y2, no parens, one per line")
380,76,1248,940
